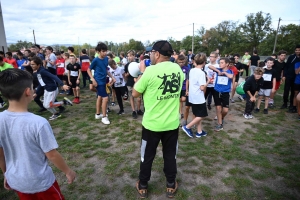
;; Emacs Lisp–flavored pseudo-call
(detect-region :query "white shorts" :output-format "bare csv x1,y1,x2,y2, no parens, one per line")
43,89,58,109
258,88,271,97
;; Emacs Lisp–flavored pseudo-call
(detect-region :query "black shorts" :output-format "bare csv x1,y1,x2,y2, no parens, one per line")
295,84,300,92
185,96,192,106
191,102,208,117
213,90,230,108
57,75,64,82
235,74,240,83
180,90,186,98
70,76,80,88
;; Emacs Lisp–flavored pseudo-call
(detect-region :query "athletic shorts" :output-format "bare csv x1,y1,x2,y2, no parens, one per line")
235,74,240,83
96,84,108,97
191,102,208,117
213,90,230,108
275,81,281,90
294,84,300,92
57,75,64,82
70,76,80,89
16,180,65,200
127,86,133,97
180,90,186,98
185,95,192,106
258,88,271,97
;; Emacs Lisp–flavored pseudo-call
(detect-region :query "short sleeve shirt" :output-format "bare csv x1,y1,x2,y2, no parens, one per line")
214,68,233,93
89,57,108,85
188,68,206,104
67,63,81,77
262,68,276,89
294,62,300,84
134,61,184,131
46,53,57,69
204,63,219,88
110,67,125,87
0,111,58,193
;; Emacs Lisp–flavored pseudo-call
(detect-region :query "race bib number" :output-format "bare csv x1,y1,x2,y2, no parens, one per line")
244,59,248,64
217,76,229,85
263,74,272,81
58,63,64,68
37,74,46,86
71,71,78,76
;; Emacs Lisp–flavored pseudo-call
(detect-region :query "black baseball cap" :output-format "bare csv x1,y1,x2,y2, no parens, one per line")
148,40,173,57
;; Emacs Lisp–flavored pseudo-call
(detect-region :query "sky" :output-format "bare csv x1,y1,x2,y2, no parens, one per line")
2,0,299,46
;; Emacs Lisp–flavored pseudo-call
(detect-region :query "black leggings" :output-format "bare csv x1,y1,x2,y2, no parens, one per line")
81,71,89,87
283,78,295,106
114,86,126,111
0,96,3,104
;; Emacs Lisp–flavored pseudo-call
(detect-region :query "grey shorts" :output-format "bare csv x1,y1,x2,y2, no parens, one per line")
258,89,271,97
127,86,133,97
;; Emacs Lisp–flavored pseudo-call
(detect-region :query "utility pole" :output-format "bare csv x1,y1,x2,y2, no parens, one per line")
192,23,194,54
273,18,281,54
33,29,36,44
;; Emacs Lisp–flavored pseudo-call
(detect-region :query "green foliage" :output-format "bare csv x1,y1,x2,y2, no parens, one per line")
8,40,33,51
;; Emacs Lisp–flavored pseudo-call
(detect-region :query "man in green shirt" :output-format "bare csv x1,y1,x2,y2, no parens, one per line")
0,56,14,108
133,40,184,198
241,50,251,77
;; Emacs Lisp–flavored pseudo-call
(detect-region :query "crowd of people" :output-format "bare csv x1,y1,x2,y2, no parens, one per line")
0,41,299,199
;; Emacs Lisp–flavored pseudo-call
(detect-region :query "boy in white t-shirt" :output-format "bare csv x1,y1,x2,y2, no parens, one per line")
108,59,126,115
182,53,210,138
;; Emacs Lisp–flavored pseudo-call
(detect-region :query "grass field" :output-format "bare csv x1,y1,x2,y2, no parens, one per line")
0,85,299,200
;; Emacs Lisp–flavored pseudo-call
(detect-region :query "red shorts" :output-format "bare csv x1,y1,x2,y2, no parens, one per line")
275,81,281,90
16,180,65,200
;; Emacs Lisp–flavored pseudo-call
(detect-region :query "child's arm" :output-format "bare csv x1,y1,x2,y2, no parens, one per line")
0,148,11,190
221,71,234,79
246,91,257,102
107,71,116,85
45,149,76,184
77,69,81,85
272,77,276,93
68,70,71,86
208,65,221,75
185,79,189,96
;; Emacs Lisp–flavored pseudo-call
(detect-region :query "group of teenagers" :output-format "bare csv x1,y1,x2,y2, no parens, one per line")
0,40,300,199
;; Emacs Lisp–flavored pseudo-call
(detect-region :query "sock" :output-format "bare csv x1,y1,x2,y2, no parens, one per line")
96,113,100,115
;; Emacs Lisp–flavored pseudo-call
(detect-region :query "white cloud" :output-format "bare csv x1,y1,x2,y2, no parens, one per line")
2,0,299,46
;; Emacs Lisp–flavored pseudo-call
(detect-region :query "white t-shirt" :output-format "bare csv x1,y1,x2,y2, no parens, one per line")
188,68,206,104
121,57,128,69
109,66,125,87
204,63,219,88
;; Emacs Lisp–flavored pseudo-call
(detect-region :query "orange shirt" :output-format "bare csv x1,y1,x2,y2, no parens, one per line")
5,58,18,69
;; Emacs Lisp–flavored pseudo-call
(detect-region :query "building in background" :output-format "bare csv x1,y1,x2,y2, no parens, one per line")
0,2,8,53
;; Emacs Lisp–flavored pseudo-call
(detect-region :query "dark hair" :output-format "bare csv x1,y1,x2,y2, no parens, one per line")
177,54,186,61
0,56,3,62
233,53,240,58
229,57,235,63
17,52,23,56
120,52,125,57
194,53,207,65
266,57,275,63
108,59,116,66
295,45,300,49
28,52,36,58
25,49,31,53
60,51,64,54
82,49,87,54
107,53,113,59
0,51,4,55
95,42,108,52
127,50,135,56
258,61,265,68
0,68,33,101
64,52,69,58
55,51,61,56
278,50,287,56
220,57,230,63
46,46,53,52
31,56,43,66
6,52,12,57
253,50,258,54
68,47,74,52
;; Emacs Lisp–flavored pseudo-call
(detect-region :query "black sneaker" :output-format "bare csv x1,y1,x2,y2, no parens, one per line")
166,181,178,198
117,110,125,115
280,104,287,109
38,108,47,112
254,108,260,113
137,110,144,115
263,109,268,114
207,104,211,110
136,181,147,199
132,111,138,119
287,107,297,113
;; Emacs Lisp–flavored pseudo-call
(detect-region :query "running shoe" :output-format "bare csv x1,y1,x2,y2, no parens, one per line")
117,110,125,115
101,117,110,125
243,113,249,119
238,95,244,101
166,181,178,198
63,97,73,106
136,181,148,199
263,108,268,114
137,110,144,115
132,111,138,119
182,126,193,138
215,124,223,132
196,130,207,138
49,113,61,120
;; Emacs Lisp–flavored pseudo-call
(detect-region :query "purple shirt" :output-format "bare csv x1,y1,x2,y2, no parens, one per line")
181,66,189,91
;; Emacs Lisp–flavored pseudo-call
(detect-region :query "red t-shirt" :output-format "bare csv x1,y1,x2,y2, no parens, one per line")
229,66,238,76
6,58,18,68
56,58,65,75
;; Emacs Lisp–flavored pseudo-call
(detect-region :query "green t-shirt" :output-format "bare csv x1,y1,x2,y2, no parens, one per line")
242,55,251,65
113,56,120,64
134,61,184,131
0,63,13,72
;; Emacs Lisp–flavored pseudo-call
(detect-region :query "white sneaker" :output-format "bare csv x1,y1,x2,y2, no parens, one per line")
214,116,217,120
101,116,110,125
248,114,253,119
238,95,244,101
243,113,249,119
95,113,109,119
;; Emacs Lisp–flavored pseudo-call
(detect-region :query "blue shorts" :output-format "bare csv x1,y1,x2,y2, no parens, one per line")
96,85,108,97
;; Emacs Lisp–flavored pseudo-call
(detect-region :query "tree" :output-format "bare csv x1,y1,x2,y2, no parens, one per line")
167,37,181,52
240,11,273,51
8,40,33,51
276,24,300,54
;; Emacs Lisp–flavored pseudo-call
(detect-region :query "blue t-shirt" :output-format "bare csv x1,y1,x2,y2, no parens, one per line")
17,59,27,70
295,62,300,84
214,68,233,93
90,57,108,85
